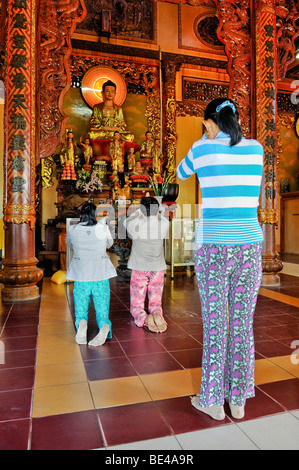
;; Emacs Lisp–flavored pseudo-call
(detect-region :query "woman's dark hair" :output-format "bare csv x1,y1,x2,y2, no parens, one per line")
140,197,159,217
80,202,97,226
204,97,242,146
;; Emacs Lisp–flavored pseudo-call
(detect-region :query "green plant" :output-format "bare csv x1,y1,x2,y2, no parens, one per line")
148,172,172,197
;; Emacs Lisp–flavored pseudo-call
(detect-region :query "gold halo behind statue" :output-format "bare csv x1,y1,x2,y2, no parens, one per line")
81,66,127,108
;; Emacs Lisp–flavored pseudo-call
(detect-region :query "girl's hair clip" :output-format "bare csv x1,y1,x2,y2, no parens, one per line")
216,100,236,114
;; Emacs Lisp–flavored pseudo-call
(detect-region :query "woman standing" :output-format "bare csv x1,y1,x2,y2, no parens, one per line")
177,98,264,421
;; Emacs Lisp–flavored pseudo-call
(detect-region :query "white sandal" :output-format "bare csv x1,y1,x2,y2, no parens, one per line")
228,402,245,419
88,324,110,347
191,395,225,421
75,319,87,345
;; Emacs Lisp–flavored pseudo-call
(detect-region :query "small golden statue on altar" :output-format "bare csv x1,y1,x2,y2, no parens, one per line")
109,131,125,173
127,146,136,172
151,137,163,176
60,129,77,181
130,161,149,186
132,161,146,176
139,130,154,170
78,135,93,171
89,80,134,142
96,161,107,182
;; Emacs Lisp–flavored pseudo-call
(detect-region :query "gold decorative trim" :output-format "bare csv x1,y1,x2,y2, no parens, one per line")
258,207,278,224
3,203,36,229
41,156,55,189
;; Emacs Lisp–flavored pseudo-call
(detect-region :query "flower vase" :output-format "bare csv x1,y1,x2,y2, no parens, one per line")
88,193,94,204
154,195,163,211
155,195,163,205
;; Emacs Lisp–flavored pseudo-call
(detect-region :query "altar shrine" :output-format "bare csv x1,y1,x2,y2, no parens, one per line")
51,67,174,217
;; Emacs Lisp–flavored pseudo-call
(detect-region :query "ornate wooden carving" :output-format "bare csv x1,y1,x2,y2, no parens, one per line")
176,100,206,118
195,14,223,48
277,112,295,167
78,0,155,41
177,79,229,120
213,0,252,138
276,1,299,81
162,61,181,183
277,92,299,113
183,79,229,103
0,0,7,81
39,0,86,160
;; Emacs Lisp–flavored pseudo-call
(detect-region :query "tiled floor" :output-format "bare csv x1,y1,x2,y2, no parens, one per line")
0,270,299,450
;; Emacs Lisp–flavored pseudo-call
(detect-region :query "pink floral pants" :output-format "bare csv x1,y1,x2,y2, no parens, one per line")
130,270,165,327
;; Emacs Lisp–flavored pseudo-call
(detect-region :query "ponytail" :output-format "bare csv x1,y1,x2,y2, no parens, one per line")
80,202,97,226
204,98,242,146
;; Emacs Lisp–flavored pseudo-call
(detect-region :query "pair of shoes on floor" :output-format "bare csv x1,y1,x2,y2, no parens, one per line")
190,395,245,421
75,320,110,347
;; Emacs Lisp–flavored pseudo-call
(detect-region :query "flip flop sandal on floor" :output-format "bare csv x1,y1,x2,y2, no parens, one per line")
153,313,167,333
144,314,159,333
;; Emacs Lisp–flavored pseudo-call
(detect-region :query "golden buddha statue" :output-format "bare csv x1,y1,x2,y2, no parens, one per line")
139,130,154,171
79,135,93,170
60,129,77,181
89,80,134,142
132,160,145,176
139,131,154,159
152,137,163,176
130,160,149,185
127,146,136,172
109,131,124,173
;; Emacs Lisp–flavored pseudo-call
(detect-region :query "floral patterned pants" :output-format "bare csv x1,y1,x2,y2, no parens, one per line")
194,243,262,407
130,270,165,327
73,280,112,339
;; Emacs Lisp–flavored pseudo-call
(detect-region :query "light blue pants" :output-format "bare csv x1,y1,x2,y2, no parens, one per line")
73,280,112,339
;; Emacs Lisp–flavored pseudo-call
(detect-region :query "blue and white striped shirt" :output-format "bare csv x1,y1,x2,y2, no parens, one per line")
176,131,264,246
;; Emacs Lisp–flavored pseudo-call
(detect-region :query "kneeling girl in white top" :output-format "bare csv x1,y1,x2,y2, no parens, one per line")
66,202,117,346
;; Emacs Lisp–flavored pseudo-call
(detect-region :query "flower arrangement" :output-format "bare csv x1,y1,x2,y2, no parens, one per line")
76,168,103,194
148,171,172,197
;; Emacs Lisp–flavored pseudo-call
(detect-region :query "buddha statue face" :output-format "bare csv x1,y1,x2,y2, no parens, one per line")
102,84,116,103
